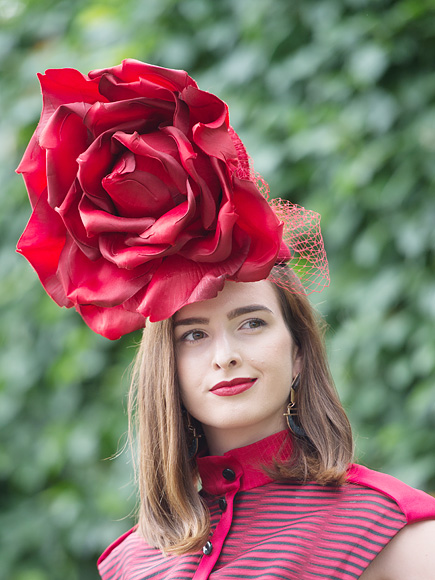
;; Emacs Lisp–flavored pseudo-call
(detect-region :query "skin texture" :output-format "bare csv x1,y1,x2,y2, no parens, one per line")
359,519,435,580
174,280,301,456
174,279,435,577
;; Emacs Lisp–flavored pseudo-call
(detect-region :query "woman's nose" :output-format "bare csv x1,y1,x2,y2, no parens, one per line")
212,335,242,370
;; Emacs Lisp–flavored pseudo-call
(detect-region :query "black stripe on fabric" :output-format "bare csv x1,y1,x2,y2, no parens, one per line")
227,514,401,538
166,568,199,580
316,535,381,556
239,488,342,500
228,520,320,530
313,526,394,546
309,559,366,580
222,530,384,553
234,502,331,512
225,544,316,557
218,571,301,580
306,568,360,580
218,563,309,575
247,490,341,497
242,530,381,557
231,515,331,526
102,547,199,580
112,550,171,579
236,489,402,510
250,482,401,501
220,572,304,580
233,500,335,511
332,512,406,529
313,550,369,569
126,564,189,580
325,520,404,540
225,523,325,540
341,498,403,514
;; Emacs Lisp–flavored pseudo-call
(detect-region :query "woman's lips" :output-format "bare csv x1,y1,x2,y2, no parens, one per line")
210,378,256,397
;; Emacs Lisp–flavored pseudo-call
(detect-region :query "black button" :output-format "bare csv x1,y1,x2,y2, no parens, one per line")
222,468,235,481
218,497,227,511
202,540,213,555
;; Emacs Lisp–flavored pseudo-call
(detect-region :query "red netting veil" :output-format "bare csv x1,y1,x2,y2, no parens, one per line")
16,59,329,339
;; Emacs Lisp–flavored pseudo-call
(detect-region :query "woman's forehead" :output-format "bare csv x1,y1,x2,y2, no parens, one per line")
173,280,279,321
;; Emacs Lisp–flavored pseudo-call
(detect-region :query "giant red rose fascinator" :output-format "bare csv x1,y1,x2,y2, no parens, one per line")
17,59,329,339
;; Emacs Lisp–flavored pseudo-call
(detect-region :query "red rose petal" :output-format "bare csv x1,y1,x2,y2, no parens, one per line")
90,59,197,97
231,176,283,280
104,171,176,219
106,131,187,215
38,67,104,115
182,85,229,127
40,103,91,210
99,232,174,268
103,153,175,219
76,303,146,340
16,135,47,209
162,126,219,229
138,180,196,246
58,237,155,307
80,196,156,236
17,193,71,307
179,198,238,263
17,69,102,206
77,131,118,210
114,131,187,194
138,252,247,322
92,70,181,103
193,121,238,164
83,98,175,138
173,95,190,135
56,180,100,261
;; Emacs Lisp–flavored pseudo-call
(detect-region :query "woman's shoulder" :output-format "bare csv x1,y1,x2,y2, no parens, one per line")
97,526,144,578
348,464,435,579
359,519,435,580
347,463,435,523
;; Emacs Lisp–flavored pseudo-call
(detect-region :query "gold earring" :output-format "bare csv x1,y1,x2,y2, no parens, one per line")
284,374,307,439
186,411,202,459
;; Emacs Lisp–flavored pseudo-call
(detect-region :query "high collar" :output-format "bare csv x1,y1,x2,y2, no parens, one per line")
196,430,293,496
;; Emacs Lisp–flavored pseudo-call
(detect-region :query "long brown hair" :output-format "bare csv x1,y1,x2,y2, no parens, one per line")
129,269,353,555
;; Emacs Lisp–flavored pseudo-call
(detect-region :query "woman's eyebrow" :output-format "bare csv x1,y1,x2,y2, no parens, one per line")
173,317,209,328
227,305,272,320
174,305,272,328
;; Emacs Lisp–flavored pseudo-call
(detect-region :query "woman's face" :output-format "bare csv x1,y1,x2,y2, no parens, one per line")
174,280,301,455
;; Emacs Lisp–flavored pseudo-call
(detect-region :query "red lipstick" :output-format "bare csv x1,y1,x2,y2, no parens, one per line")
210,378,256,397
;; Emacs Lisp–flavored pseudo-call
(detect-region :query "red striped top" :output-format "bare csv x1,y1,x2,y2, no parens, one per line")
98,431,435,579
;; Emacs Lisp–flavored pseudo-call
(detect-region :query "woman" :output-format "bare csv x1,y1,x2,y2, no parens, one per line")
17,60,435,579
97,273,435,580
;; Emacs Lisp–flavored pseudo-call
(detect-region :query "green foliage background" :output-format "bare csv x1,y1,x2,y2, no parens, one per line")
1,0,434,578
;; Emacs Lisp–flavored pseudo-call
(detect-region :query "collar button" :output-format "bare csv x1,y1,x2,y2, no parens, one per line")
222,468,236,481
202,540,213,555
218,497,227,511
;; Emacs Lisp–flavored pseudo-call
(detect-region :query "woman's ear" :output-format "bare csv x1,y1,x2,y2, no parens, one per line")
292,347,302,376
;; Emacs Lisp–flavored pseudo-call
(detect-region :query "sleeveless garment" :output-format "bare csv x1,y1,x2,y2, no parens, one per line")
98,430,435,579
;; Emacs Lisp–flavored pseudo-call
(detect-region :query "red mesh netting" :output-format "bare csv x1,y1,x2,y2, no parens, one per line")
268,199,330,295
229,126,330,295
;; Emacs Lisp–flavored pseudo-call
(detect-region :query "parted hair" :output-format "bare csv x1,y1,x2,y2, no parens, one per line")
128,267,354,555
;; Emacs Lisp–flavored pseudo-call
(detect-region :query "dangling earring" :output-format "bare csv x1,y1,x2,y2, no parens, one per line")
185,411,202,459
284,374,308,439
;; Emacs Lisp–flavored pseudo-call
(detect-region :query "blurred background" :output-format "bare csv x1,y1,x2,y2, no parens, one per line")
1,0,434,578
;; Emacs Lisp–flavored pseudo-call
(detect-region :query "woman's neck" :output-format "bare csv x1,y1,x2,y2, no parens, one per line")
203,419,287,456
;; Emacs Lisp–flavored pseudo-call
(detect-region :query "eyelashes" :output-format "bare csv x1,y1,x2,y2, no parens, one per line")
240,318,266,330
181,329,207,342
178,318,267,343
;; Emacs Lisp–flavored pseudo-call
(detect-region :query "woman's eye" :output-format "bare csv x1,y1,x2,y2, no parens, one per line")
241,318,266,330
182,329,206,342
